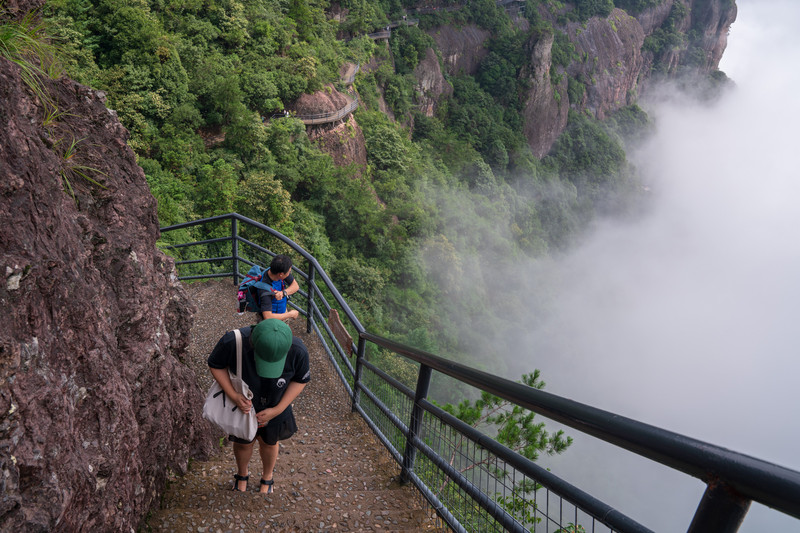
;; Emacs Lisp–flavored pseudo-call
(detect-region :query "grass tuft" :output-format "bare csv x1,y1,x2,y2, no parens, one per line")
55,136,108,205
2,7,109,206
0,7,63,119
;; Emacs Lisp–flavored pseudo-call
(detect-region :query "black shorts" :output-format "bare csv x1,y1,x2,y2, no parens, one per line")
229,405,298,445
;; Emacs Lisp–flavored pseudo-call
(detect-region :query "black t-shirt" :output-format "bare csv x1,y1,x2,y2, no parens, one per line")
207,327,310,414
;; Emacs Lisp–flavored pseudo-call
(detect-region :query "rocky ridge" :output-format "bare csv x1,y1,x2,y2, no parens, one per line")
565,9,646,120
307,0,737,161
0,40,213,533
521,30,571,158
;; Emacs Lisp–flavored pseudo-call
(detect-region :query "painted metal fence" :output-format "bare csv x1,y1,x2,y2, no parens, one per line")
160,213,800,533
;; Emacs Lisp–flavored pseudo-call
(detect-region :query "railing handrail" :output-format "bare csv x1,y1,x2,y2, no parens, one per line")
160,213,800,531
263,96,360,125
160,213,365,333
297,95,359,125
359,331,800,520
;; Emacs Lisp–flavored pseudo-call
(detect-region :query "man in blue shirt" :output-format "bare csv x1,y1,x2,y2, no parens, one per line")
257,255,300,321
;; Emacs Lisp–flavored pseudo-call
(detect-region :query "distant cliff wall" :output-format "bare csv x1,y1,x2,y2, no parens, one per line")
430,24,492,77
417,0,736,156
520,31,571,158
563,8,646,120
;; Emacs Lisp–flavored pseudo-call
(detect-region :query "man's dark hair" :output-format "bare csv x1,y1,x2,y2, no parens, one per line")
270,254,293,275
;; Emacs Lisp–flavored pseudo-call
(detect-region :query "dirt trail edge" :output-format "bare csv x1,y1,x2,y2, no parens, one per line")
144,280,441,533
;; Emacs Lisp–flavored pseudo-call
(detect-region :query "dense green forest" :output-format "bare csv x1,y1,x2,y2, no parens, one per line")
36,0,659,373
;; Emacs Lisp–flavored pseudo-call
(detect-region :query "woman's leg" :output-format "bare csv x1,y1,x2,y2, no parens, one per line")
232,441,255,491
257,436,280,493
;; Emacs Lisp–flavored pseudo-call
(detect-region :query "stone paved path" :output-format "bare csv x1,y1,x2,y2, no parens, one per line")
143,280,443,532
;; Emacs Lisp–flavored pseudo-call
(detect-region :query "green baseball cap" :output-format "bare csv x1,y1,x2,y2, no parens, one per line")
251,319,292,378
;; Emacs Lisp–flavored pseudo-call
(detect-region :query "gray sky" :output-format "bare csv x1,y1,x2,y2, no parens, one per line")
500,0,800,530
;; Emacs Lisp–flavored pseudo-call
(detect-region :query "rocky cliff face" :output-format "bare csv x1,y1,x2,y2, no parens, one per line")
520,32,571,158
627,0,736,75
429,24,491,77
565,8,646,120
0,42,214,531
309,3,735,168
414,0,736,157
413,47,453,117
680,0,737,70
528,0,734,154
307,115,369,172
292,85,369,172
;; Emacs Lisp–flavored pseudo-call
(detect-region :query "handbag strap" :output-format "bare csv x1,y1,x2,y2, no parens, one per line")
231,329,253,401
233,329,243,380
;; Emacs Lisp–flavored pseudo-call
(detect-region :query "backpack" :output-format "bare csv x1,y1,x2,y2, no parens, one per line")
237,265,287,314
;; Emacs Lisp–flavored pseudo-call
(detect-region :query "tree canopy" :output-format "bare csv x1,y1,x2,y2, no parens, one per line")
42,0,652,369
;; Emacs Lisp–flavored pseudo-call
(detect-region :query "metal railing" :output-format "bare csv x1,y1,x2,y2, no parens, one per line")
368,29,391,40
160,213,800,533
342,63,360,85
388,18,420,28
295,94,359,125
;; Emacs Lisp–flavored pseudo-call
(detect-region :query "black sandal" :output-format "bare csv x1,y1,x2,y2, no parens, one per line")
232,473,249,492
260,478,274,494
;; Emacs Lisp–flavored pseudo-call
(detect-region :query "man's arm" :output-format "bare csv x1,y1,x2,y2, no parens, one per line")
258,286,300,320
279,279,300,300
261,308,299,320
268,278,299,303
255,381,307,426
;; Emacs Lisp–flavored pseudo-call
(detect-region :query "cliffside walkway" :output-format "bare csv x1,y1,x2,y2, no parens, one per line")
144,280,441,533
367,18,420,40
268,64,360,126
410,0,522,15
295,95,359,126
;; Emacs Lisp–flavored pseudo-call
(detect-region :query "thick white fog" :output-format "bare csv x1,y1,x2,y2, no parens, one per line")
500,0,800,530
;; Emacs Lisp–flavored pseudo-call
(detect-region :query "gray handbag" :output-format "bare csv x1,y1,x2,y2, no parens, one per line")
202,329,258,440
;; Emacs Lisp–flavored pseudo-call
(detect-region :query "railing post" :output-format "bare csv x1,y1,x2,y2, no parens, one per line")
231,217,239,286
400,364,432,484
688,480,751,533
306,260,316,334
352,337,366,412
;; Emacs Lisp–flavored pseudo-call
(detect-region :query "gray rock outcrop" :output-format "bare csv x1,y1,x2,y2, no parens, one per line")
0,46,214,532
520,31,571,158
414,47,453,117
564,9,646,120
430,24,491,77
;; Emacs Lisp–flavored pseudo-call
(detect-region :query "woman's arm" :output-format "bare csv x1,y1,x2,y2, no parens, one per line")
256,381,307,426
209,366,253,413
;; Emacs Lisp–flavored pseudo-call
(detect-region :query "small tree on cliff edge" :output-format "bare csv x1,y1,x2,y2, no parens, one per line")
435,370,573,528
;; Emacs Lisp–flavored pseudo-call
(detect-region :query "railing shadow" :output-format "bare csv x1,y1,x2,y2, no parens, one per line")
160,213,800,533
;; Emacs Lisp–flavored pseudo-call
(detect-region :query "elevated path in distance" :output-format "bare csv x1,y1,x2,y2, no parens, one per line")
271,63,361,126
286,0,520,126
295,95,359,126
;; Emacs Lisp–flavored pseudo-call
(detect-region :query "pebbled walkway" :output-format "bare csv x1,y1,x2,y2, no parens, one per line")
143,280,442,533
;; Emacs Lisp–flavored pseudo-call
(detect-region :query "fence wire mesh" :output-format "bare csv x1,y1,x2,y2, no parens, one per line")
360,365,413,454
413,407,616,533
357,362,619,533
